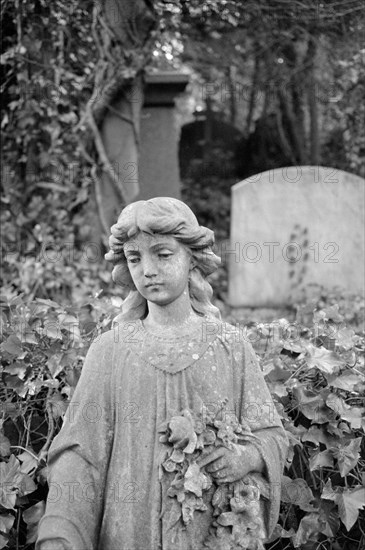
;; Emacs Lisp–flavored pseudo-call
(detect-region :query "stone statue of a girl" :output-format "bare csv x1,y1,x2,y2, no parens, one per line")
36,197,288,550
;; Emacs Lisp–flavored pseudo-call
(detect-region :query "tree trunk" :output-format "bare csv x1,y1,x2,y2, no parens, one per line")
246,54,259,136
203,96,213,162
278,88,306,164
84,0,157,236
291,76,307,163
226,65,237,126
306,38,320,165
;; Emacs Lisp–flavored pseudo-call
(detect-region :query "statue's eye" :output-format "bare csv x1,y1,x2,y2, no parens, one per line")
127,256,140,264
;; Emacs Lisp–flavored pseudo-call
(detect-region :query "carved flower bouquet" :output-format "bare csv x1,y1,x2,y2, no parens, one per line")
158,399,267,550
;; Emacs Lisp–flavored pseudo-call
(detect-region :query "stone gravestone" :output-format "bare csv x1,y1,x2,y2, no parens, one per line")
228,166,365,308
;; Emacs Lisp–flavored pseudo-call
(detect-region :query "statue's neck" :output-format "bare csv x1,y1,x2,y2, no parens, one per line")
143,292,201,334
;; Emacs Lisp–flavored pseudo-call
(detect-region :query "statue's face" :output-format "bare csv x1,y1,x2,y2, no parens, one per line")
123,232,193,307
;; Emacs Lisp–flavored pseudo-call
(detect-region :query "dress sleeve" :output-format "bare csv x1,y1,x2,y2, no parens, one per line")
35,331,115,550
235,340,288,538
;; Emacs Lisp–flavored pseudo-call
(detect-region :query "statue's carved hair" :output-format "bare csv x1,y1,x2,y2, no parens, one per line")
105,197,221,322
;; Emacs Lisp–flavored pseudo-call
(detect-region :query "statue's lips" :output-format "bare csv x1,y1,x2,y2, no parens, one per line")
145,282,163,288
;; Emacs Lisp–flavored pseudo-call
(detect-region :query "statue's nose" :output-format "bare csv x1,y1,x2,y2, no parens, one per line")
143,257,158,277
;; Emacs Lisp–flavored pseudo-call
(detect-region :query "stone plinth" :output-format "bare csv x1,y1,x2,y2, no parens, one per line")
96,71,189,238
137,72,190,201
228,166,365,307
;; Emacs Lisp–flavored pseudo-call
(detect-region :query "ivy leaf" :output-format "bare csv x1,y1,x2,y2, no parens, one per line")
60,349,79,368
58,313,81,341
18,471,37,497
34,298,62,309
0,311,7,335
329,372,363,392
318,500,340,538
35,323,61,340
268,382,288,398
314,305,343,323
306,344,344,374
0,514,15,549
293,387,333,423
0,432,11,458
293,512,321,548
48,391,68,420
302,425,337,448
0,455,24,509
266,360,292,383
335,327,355,350
23,501,45,544
184,463,212,497
327,420,352,437
16,326,38,345
321,481,365,531
1,335,23,356
337,487,365,531
3,374,26,397
282,341,306,354
281,476,316,512
18,449,38,476
284,424,306,446
309,449,334,471
3,362,27,379
321,479,338,502
46,353,63,378
332,438,362,477
326,394,364,429
266,524,296,543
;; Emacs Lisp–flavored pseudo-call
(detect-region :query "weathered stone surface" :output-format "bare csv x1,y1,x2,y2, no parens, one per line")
138,106,181,200
228,166,365,307
137,72,190,201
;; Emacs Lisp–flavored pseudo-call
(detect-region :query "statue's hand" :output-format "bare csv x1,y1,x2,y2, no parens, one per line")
197,443,264,484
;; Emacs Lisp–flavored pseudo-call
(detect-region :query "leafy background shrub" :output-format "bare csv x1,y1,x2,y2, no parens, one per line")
0,288,119,548
1,284,364,549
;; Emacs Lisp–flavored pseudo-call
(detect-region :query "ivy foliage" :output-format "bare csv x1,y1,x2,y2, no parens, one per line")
1,0,104,303
251,300,365,549
0,288,120,548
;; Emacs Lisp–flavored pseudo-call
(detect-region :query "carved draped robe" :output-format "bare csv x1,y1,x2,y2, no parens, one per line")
36,319,288,550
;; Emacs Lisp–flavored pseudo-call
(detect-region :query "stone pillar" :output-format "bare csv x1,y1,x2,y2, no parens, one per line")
84,71,189,250
137,71,189,200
